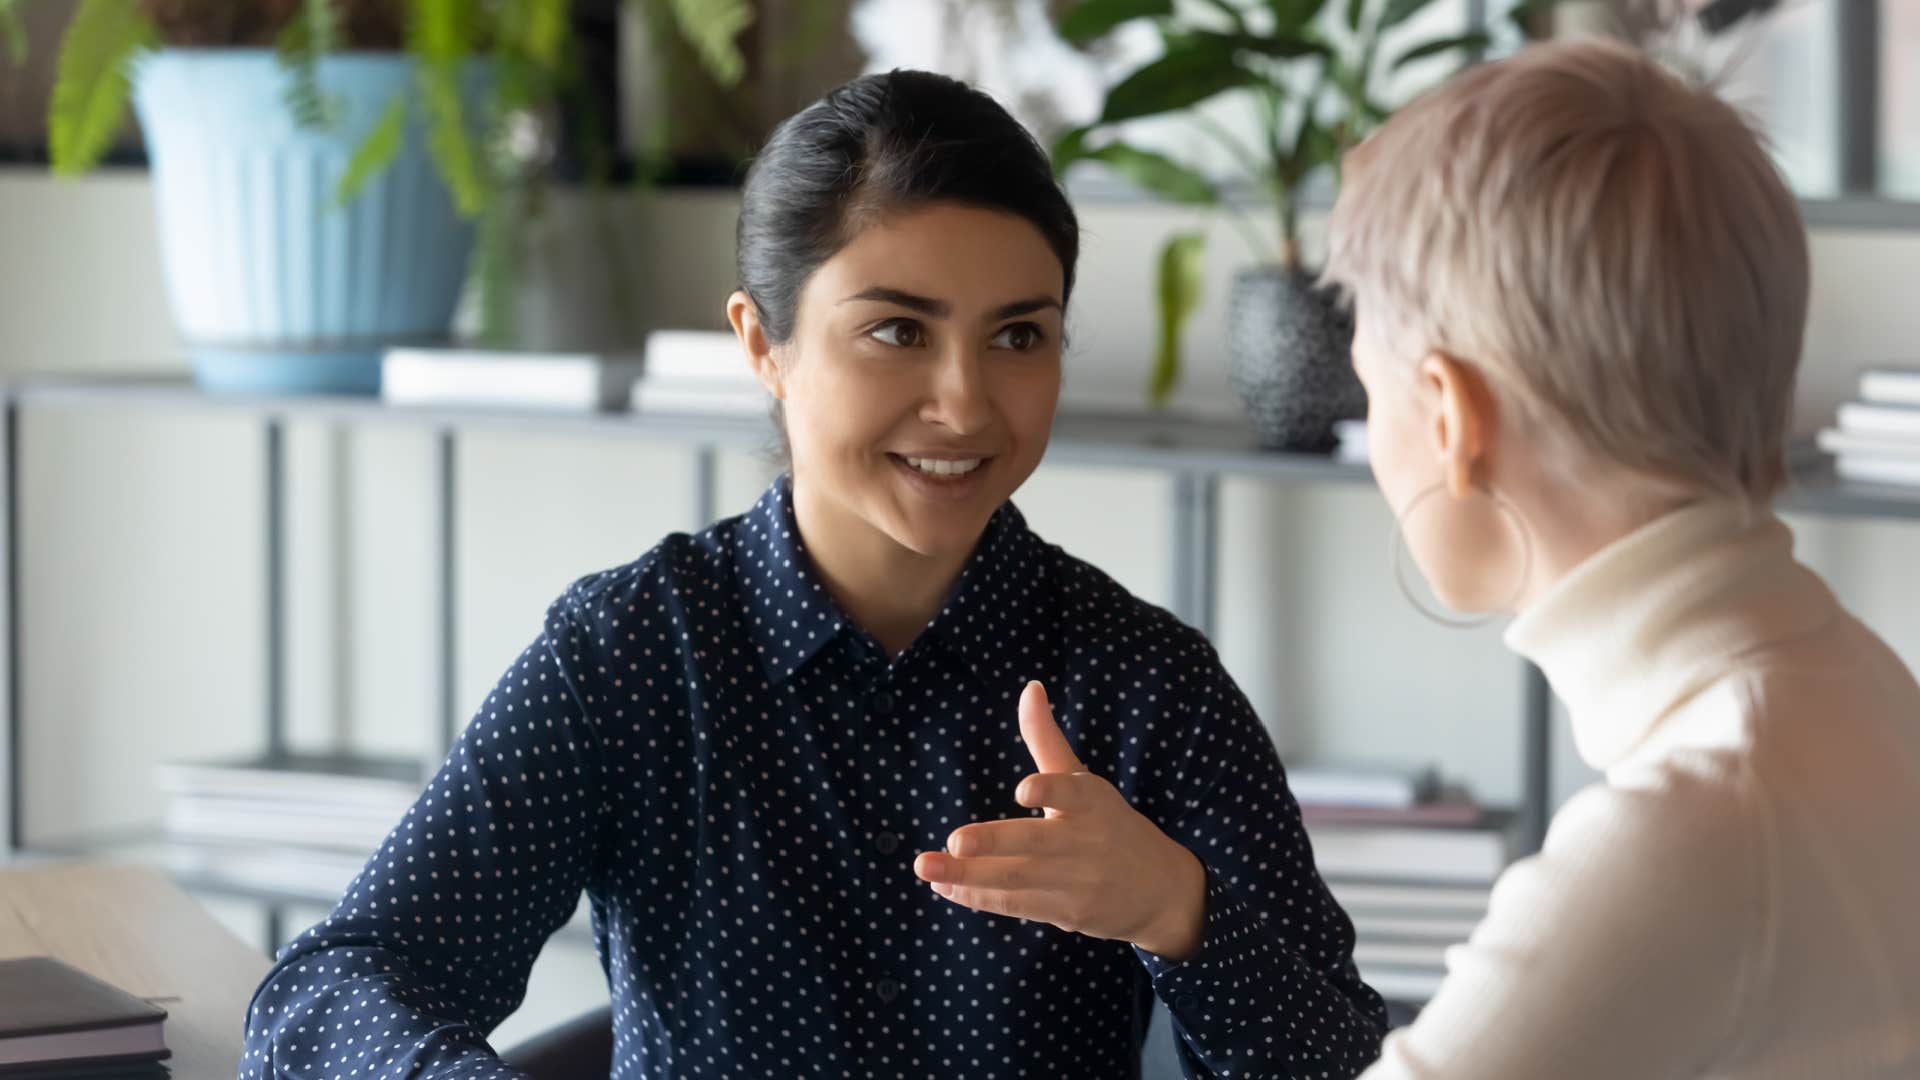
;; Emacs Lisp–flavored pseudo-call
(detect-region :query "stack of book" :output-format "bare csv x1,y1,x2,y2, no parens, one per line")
1291,762,1516,1004
630,330,767,417
157,752,422,902
382,347,646,411
1817,367,1920,488
0,957,171,1078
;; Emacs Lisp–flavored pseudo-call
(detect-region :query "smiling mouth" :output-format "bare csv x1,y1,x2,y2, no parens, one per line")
886,452,995,481
899,455,985,477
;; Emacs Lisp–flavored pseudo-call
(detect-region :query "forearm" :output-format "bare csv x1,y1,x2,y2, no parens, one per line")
1139,870,1387,1079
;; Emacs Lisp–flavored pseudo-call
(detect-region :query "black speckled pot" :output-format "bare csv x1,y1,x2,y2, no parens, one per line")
1225,265,1366,452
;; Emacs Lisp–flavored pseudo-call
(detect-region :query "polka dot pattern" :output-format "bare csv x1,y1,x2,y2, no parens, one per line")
241,476,1386,1078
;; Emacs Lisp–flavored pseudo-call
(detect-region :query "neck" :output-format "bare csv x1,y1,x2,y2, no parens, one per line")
791,477,976,657
1507,466,1703,613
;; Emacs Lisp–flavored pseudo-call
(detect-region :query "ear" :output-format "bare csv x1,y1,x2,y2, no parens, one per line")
727,290,786,400
1418,351,1495,498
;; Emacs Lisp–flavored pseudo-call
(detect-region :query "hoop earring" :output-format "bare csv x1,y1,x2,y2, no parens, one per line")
1388,482,1534,629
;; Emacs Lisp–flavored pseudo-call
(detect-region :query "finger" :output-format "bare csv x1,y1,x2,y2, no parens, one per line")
913,853,1046,891
1019,681,1082,775
929,883,1032,921
1014,771,1104,816
944,819,1063,859
931,883,1089,934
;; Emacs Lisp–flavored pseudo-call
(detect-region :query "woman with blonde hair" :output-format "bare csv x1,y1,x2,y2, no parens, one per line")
1322,38,1920,1078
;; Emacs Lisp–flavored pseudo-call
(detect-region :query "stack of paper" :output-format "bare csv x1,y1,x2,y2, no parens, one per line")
156,752,421,901
1817,367,1920,487
632,330,768,417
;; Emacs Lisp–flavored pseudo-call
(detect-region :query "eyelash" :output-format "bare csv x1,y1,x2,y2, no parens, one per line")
865,319,1048,352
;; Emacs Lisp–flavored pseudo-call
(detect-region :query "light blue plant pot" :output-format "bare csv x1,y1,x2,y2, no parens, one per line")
131,49,480,395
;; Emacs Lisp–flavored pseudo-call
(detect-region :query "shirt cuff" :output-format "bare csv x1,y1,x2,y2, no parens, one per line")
1133,862,1268,991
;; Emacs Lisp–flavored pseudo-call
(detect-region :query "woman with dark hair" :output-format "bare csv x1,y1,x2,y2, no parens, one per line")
241,70,1385,1079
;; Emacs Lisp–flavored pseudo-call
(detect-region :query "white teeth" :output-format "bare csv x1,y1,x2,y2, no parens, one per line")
905,457,983,477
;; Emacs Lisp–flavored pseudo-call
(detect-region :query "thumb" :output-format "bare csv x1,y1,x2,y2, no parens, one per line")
1019,681,1082,774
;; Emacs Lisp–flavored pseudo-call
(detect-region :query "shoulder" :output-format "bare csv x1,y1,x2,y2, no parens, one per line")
551,519,746,628
537,516,757,675
1529,759,1764,953
1017,520,1244,719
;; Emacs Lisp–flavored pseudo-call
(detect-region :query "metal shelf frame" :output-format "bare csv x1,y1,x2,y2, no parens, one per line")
3,374,1916,916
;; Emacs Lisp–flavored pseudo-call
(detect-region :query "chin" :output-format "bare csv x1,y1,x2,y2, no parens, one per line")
885,506,994,560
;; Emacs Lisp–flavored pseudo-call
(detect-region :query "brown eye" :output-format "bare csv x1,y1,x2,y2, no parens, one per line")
990,322,1043,351
871,320,924,348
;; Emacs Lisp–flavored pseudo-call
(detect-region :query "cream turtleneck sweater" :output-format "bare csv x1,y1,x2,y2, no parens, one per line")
1358,499,1920,1079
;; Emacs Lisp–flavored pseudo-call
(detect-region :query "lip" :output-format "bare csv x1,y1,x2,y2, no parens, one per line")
887,452,995,503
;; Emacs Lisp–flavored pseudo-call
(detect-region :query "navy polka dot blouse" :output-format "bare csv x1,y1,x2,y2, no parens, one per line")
241,477,1386,1078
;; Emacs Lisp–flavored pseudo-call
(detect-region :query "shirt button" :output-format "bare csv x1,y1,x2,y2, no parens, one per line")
874,831,901,856
875,977,902,1004
1175,993,1199,1011
872,690,896,714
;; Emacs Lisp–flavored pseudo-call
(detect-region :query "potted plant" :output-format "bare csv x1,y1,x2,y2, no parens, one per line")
1052,0,1486,450
21,0,750,395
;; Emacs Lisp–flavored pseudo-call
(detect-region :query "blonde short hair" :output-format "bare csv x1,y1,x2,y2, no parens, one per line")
1322,38,1809,500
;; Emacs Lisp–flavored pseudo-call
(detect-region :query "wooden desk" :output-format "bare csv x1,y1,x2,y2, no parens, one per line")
0,863,269,1079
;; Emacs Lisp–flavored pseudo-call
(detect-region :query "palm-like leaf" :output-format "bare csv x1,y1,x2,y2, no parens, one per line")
334,94,407,207
1266,0,1327,31
1378,0,1446,32
1076,140,1218,204
1152,231,1206,406
669,0,753,89
1390,30,1490,70
48,0,155,176
1100,36,1261,124
408,0,485,216
0,0,28,66
520,0,570,68
277,0,341,130
1059,0,1174,44
1199,29,1329,60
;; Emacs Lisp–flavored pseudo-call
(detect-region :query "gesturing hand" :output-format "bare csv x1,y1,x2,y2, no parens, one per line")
913,680,1208,961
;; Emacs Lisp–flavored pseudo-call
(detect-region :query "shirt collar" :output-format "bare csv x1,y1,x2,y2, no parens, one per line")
1503,498,1835,771
732,475,1055,689
731,476,848,684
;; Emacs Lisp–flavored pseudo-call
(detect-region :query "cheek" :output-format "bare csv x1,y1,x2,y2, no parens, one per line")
998,359,1061,449
782,348,904,455
1364,393,1428,513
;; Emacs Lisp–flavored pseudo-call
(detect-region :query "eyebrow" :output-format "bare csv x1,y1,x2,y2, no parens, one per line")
839,286,1061,321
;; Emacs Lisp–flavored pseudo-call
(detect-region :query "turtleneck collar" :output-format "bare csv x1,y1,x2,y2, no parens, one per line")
1503,498,1837,770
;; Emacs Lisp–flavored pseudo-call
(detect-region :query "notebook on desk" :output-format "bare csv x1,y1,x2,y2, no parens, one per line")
0,957,169,1078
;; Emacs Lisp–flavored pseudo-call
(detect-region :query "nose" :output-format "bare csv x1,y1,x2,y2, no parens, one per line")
919,339,993,436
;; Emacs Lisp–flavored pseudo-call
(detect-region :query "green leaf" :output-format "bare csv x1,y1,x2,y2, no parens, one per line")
1151,231,1206,407
276,0,342,131
1297,113,1339,169
1378,0,1445,32
1266,0,1328,32
1198,29,1329,60
1079,141,1218,204
333,94,407,207
1506,0,1555,38
48,0,155,176
669,0,753,88
408,0,486,216
1196,0,1249,31
1058,0,1173,44
1345,0,1367,33
1101,38,1262,124
1390,30,1490,71
1050,124,1094,175
0,0,28,66
520,0,570,68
